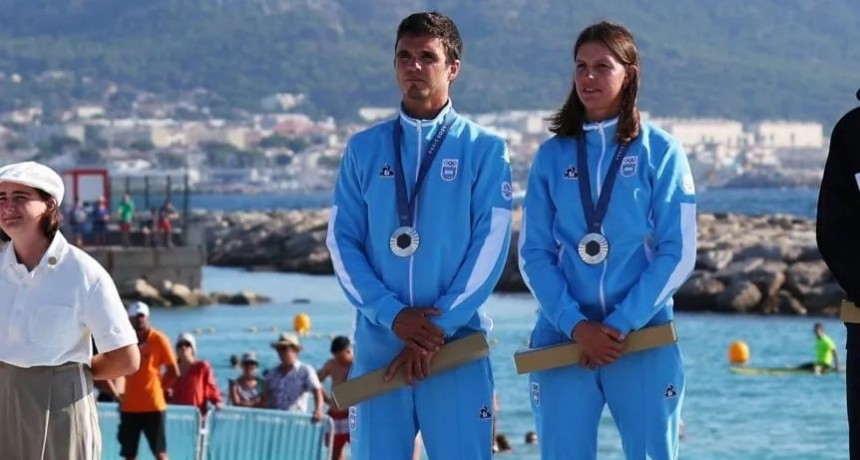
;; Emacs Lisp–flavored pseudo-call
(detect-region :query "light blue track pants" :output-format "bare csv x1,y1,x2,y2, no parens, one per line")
350,356,495,460
529,344,684,460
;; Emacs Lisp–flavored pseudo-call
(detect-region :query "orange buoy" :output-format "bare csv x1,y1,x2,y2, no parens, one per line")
728,340,750,365
293,313,311,336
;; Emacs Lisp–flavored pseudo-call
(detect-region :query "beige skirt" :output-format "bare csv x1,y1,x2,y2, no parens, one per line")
0,361,101,460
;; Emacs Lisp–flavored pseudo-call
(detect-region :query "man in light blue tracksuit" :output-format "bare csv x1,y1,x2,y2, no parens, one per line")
325,12,512,460
518,22,697,460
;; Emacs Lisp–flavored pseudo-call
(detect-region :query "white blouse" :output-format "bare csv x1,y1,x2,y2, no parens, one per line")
0,233,137,368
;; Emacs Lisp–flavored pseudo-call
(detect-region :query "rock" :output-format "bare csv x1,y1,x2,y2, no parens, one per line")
162,283,198,307
778,290,807,315
761,290,806,315
713,258,764,283
747,262,787,297
674,272,725,311
716,281,762,313
803,282,845,314
785,261,832,298
193,289,215,306
226,290,273,306
497,243,526,292
734,244,801,263
281,249,333,274
282,230,328,259
210,291,232,304
796,245,823,262
696,249,734,271
119,278,170,307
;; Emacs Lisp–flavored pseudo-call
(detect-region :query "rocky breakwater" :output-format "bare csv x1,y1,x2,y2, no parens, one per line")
675,213,841,316
205,209,332,273
203,209,845,316
118,278,272,308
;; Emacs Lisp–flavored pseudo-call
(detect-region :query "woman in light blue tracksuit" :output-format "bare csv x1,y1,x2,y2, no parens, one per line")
518,21,697,460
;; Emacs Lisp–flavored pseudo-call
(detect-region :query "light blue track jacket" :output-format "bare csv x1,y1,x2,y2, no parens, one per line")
518,118,696,344
326,102,513,372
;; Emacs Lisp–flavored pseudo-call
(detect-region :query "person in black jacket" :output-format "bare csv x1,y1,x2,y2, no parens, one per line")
816,91,860,459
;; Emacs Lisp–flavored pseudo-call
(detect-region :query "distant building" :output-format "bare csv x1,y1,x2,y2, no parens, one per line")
221,127,251,150
260,93,305,111
358,107,397,122
751,121,823,148
26,124,86,144
204,167,264,184
649,118,744,150
3,107,43,124
75,105,106,120
90,119,178,148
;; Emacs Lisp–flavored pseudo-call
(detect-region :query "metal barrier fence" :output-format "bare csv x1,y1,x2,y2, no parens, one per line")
97,403,332,460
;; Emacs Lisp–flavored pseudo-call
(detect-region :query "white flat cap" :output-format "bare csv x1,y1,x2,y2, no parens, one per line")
0,161,65,205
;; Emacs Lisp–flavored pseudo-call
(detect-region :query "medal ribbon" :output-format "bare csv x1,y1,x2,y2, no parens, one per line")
392,110,456,227
576,135,631,234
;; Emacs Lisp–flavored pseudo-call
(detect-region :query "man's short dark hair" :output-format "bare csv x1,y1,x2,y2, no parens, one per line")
331,336,352,354
396,11,462,64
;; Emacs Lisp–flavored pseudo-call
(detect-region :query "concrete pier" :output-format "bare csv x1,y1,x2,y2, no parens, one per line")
85,245,205,289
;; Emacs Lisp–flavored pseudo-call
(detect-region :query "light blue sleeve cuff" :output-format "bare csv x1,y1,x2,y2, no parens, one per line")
603,310,634,336
377,297,408,331
557,307,588,340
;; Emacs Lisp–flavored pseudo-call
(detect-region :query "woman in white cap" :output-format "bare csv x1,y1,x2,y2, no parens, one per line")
169,331,224,415
0,161,140,459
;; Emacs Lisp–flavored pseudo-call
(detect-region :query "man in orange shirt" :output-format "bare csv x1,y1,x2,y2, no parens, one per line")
117,301,180,460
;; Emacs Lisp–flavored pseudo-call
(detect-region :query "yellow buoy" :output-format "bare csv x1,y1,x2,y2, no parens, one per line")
728,340,750,365
294,313,311,336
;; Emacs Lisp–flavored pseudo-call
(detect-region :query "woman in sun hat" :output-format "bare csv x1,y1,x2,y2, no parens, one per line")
0,161,140,459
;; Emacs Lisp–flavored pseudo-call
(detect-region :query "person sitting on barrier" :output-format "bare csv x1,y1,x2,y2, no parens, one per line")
158,199,178,248
119,301,180,460
170,332,223,415
230,352,263,407
139,206,157,248
92,195,110,246
318,336,354,460
261,332,325,422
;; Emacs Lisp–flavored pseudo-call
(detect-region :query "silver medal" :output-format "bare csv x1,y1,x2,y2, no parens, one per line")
390,226,420,257
577,232,609,265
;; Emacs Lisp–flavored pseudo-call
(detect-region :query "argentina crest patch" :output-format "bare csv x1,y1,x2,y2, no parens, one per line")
440,158,459,181
621,156,638,177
